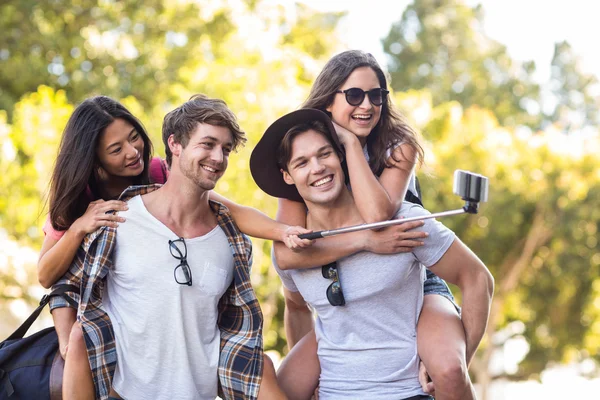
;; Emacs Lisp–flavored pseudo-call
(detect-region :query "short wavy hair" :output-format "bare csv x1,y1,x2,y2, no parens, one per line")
162,94,246,167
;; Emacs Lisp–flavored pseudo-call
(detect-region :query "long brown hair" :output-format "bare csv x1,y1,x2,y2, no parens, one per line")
48,96,152,231
303,50,423,176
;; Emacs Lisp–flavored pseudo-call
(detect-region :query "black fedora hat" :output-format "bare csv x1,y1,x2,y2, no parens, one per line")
250,108,345,203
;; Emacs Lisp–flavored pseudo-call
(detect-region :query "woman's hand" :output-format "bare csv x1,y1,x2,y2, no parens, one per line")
311,386,319,400
364,220,428,254
70,199,128,237
282,225,314,252
332,121,359,148
418,361,435,395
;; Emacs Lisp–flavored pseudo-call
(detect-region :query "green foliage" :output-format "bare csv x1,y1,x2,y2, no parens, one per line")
0,86,72,243
0,229,46,339
1,0,599,386
545,41,600,132
382,0,541,128
0,0,345,120
0,0,343,357
515,158,600,376
403,90,600,379
281,3,345,59
0,0,237,116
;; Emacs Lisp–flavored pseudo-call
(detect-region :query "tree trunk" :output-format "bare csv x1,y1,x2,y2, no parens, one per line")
473,204,554,399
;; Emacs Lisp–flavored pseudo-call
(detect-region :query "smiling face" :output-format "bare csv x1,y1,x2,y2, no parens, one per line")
326,66,383,145
96,118,145,179
172,122,233,191
282,129,345,206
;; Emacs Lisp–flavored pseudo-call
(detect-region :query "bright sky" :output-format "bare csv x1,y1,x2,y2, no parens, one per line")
298,0,600,84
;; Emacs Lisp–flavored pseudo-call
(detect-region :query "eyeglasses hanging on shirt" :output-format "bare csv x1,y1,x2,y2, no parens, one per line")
168,237,193,286
322,262,345,306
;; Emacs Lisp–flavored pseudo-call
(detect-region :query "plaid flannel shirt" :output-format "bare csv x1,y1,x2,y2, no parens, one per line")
50,184,264,400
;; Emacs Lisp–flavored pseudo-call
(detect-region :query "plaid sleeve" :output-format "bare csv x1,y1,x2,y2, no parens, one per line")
78,229,118,400
215,208,264,400
243,234,253,270
49,248,85,312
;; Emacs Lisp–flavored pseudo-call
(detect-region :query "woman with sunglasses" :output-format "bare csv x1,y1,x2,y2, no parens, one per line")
40,96,305,399
274,50,474,399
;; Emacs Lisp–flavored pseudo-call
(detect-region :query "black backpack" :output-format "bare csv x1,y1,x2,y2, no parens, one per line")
0,284,79,400
404,176,424,206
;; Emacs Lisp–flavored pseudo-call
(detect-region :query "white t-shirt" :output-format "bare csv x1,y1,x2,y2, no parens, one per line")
103,195,234,400
275,202,455,399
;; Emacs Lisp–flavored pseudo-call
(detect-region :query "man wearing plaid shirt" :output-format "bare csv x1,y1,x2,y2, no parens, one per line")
50,95,282,400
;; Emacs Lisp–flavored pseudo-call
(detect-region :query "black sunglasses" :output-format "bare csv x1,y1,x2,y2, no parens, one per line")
168,237,192,286
322,262,345,306
335,87,389,107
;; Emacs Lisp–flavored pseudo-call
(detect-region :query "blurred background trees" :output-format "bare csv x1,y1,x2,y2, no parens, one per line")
546,41,600,133
382,0,541,128
1,0,598,397
0,0,344,351
397,91,599,396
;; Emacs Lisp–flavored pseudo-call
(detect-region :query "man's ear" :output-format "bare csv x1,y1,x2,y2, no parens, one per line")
167,134,181,158
282,169,295,186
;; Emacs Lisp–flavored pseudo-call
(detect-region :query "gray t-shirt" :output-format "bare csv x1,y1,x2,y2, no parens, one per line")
276,202,455,399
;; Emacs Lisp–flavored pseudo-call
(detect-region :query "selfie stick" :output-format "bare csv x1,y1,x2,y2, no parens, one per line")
297,170,489,240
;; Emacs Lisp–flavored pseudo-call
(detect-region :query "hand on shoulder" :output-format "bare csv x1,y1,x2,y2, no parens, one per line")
364,219,428,254
70,199,128,237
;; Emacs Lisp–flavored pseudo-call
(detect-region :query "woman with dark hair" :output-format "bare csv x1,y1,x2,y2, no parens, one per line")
39,96,166,399
40,96,156,287
41,95,303,399
274,50,476,399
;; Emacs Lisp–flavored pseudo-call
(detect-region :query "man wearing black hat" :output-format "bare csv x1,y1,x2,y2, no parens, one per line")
250,109,494,400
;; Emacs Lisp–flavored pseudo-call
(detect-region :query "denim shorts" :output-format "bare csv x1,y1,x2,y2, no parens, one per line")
424,269,460,313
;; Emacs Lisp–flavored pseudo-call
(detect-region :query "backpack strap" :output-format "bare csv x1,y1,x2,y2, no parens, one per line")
404,191,423,207
404,176,423,207
6,284,80,341
404,176,424,207
414,176,423,199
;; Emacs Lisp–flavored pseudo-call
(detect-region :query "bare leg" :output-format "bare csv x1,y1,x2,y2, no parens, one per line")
417,294,476,400
108,388,123,399
63,322,95,400
51,307,76,359
257,353,288,400
277,330,320,400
